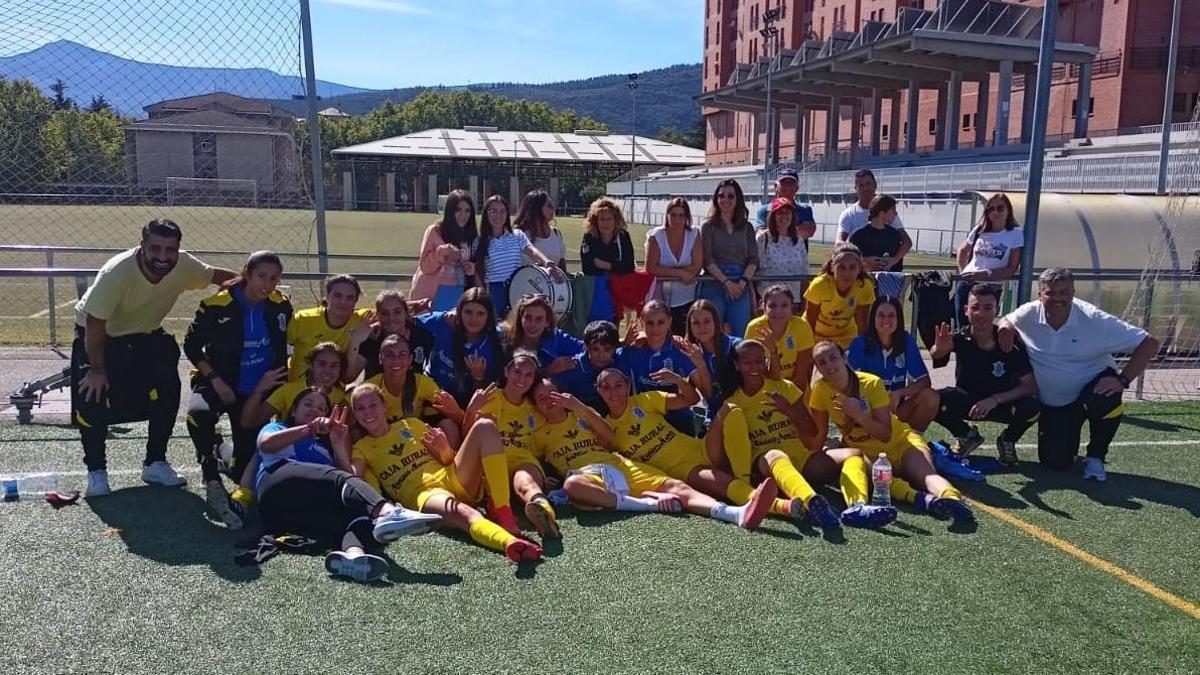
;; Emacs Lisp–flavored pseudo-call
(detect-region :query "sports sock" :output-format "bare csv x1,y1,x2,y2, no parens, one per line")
839,455,871,505
767,454,816,504
769,498,792,516
529,495,556,518
480,453,511,509
616,495,661,512
725,479,755,505
468,518,515,553
721,407,754,481
938,486,964,501
709,502,749,526
890,478,919,505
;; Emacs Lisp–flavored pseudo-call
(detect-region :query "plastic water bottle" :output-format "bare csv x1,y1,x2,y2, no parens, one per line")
2,473,58,501
871,454,892,506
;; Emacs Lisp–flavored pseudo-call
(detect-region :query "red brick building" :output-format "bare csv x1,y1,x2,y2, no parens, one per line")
702,0,1200,166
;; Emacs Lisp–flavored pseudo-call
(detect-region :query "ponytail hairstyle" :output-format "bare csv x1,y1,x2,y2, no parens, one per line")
813,340,860,399
380,333,419,416
819,243,871,283
283,387,332,427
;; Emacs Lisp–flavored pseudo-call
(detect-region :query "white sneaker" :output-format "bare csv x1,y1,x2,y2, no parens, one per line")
141,460,187,487
205,480,243,529
1082,457,1107,482
372,506,442,543
85,470,111,497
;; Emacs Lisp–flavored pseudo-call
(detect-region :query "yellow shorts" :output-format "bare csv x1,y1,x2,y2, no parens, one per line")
654,442,710,483
405,465,475,511
580,457,670,496
864,430,929,466
506,448,543,478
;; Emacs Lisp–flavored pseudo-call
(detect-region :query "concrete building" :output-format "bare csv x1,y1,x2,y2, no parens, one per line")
125,92,302,201
702,0,1200,167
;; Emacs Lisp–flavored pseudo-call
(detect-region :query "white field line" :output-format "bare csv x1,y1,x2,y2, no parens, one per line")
27,299,78,319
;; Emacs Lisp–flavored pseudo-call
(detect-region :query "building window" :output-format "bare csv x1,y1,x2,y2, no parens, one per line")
1071,96,1096,118
882,124,889,140
962,113,972,130
903,121,908,137
928,118,937,135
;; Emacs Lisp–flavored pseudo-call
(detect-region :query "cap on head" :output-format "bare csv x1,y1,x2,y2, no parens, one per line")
769,197,795,213
776,167,799,182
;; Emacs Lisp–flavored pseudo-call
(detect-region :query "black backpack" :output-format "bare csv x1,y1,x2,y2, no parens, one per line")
911,271,954,350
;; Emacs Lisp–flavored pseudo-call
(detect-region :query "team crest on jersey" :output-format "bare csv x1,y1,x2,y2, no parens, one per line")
662,358,674,372
278,314,288,333
413,347,425,364
895,354,906,370
398,428,413,442
577,418,590,430
847,297,856,308
632,406,645,419
992,361,1006,378
527,414,537,430
785,335,795,350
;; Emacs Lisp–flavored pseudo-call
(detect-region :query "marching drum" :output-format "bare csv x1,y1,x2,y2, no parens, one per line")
508,265,573,317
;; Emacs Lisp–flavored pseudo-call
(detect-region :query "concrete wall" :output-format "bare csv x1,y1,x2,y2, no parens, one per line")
132,131,194,188
216,134,275,191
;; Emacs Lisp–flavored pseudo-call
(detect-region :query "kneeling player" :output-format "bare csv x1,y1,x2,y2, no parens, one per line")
343,384,543,563
723,339,896,529
531,379,772,527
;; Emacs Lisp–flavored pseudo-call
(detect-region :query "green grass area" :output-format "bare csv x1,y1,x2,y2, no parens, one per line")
0,203,951,345
2,402,1199,672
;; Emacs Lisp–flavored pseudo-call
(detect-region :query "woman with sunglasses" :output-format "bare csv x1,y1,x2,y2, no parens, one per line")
847,296,940,431
473,195,563,319
955,193,1023,325
699,179,758,337
411,189,478,311
645,197,703,335
501,294,584,375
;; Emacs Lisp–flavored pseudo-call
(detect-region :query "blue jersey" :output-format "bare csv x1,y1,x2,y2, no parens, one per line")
254,421,333,495
417,311,501,402
619,341,699,434
513,329,585,368
846,333,928,392
553,348,622,413
701,335,741,421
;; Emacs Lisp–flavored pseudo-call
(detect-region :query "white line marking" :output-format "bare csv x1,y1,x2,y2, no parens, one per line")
28,299,78,319
1014,439,1200,449
3,467,204,480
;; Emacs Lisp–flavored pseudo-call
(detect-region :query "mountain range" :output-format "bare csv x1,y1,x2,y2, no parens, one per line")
0,40,702,134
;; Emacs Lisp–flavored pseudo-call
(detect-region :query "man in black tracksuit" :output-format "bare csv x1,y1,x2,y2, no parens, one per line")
183,252,292,528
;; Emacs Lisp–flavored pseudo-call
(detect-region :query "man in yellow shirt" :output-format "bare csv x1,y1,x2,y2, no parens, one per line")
73,219,236,497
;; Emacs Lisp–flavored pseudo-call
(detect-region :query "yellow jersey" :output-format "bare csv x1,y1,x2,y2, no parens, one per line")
351,418,440,504
265,381,348,419
365,373,440,424
478,394,541,464
809,371,921,459
605,392,695,470
285,306,371,381
533,411,617,475
803,274,875,349
725,378,808,458
745,314,815,378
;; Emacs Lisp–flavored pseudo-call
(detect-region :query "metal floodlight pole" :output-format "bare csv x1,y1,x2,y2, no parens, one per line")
299,0,329,273
1017,0,1059,305
628,73,639,207
1157,0,1183,196
513,139,519,180
759,9,780,199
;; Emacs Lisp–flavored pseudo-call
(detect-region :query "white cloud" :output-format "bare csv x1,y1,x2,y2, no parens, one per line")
315,0,432,15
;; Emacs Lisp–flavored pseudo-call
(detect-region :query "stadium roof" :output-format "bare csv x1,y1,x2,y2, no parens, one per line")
332,128,706,166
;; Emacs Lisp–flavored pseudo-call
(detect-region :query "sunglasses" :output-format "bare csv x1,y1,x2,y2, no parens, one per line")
523,293,550,302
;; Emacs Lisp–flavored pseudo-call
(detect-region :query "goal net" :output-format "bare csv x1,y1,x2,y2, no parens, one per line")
165,177,259,208
1120,103,1200,400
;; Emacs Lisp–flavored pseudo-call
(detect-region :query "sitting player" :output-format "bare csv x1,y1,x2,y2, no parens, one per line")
745,285,814,388
621,299,711,435
929,283,1040,464
344,383,543,563
363,334,461,447
553,320,624,413
531,379,773,528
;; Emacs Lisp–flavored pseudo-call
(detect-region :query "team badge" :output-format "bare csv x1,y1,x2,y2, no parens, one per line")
857,398,869,411
847,297,856,308
577,418,590,430
398,428,413,442
992,361,1006,378
527,414,536,430
413,347,425,364
662,358,674,372
785,335,795,350
633,406,645,419
278,314,288,332
895,354,906,370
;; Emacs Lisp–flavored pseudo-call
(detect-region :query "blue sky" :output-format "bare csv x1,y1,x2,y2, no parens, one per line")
6,0,702,91
310,0,703,88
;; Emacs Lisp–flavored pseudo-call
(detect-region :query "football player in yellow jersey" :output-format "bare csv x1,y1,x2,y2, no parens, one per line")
364,334,461,448
804,244,875,349
745,285,815,387
286,274,373,382
596,368,784,529
809,341,974,525
234,342,349,510
725,340,897,530
439,352,559,541
531,379,775,529
343,383,544,563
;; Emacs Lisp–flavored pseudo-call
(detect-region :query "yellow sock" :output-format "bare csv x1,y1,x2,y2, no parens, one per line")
770,498,792,516
725,479,754,505
890,478,918,505
768,455,816,504
230,486,254,508
721,407,754,482
939,486,964,501
480,453,511,509
468,518,515,553
839,455,871,505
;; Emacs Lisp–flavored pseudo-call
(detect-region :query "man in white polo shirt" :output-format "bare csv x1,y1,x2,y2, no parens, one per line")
834,169,912,251
998,268,1159,480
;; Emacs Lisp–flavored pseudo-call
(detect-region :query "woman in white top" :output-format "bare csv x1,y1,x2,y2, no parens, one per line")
644,196,704,335
472,194,562,319
515,190,568,272
755,197,808,304
954,192,1023,325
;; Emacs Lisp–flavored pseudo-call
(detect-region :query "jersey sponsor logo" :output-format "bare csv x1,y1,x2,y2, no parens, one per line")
992,361,1006,378
218,317,232,324
757,409,774,423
